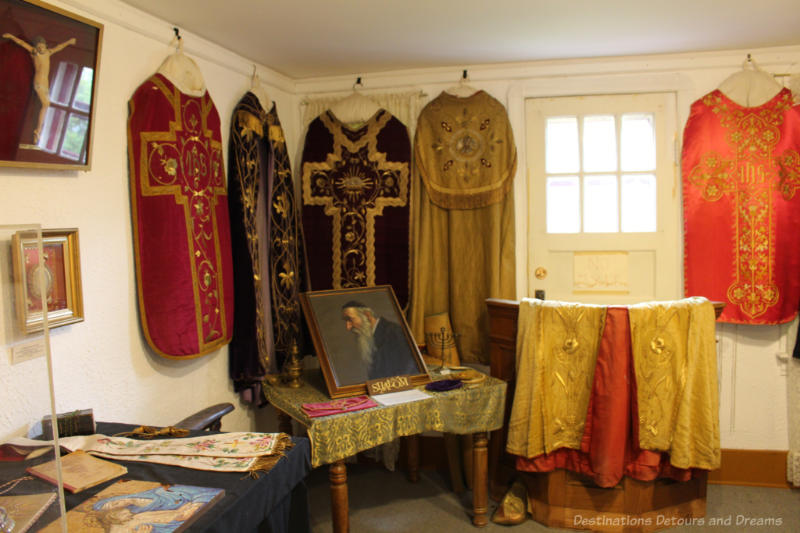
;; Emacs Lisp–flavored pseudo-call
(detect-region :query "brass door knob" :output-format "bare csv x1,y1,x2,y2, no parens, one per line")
534,267,547,280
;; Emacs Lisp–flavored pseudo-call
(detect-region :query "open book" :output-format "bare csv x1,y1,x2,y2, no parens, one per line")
26,449,127,493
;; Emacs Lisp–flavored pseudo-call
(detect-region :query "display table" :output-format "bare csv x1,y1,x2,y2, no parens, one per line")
0,422,311,533
264,369,506,531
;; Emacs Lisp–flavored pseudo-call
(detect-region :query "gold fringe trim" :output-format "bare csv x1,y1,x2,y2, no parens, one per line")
112,426,190,439
248,433,295,476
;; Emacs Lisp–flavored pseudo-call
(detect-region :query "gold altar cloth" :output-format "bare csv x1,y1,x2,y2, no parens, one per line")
264,369,506,467
629,297,720,470
506,299,606,458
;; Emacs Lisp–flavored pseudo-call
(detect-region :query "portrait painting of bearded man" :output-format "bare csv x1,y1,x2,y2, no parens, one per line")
301,286,429,397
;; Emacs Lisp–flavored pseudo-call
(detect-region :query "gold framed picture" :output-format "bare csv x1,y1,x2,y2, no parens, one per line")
0,0,103,170
300,285,429,398
12,227,84,333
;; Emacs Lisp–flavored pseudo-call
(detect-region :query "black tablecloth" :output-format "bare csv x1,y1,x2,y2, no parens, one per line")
0,422,311,533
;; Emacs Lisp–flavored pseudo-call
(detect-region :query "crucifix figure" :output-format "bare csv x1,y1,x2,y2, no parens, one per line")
2,33,76,143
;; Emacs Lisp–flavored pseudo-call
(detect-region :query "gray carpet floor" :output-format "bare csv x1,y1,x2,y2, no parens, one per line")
306,464,800,532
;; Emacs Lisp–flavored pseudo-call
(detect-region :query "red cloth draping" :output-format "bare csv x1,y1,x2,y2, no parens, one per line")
127,74,234,358
515,308,697,486
0,32,33,159
682,89,800,324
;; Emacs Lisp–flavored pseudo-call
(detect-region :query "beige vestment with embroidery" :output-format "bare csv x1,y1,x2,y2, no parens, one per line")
629,297,720,470
410,90,516,363
506,299,606,457
507,297,720,472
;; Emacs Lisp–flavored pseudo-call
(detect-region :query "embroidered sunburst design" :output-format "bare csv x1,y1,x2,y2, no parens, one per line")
433,108,499,176
335,169,371,202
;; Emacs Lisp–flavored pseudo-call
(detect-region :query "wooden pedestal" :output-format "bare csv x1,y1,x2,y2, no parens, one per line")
523,469,707,532
486,298,722,532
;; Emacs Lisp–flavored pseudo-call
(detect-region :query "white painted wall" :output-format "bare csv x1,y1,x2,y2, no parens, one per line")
293,46,800,450
1,0,796,451
0,0,298,440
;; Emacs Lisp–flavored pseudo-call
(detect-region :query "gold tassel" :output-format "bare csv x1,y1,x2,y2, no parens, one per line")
247,433,295,475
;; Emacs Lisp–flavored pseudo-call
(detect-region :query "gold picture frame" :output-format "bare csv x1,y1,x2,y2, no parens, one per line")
12,227,83,333
300,285,430,398
0,0,103,170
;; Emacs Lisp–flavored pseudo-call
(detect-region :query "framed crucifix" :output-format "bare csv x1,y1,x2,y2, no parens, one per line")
0,0,103,169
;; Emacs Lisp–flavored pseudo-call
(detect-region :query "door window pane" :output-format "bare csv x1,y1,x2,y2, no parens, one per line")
547,176,580,233
583,175,618,232
582,115,617,172
621,114,656,171
546,117,579,173
621,174,657,232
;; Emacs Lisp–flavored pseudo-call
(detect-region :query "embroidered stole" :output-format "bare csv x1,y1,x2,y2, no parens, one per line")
506,299,605,458
228,94,306,389
59,432,293,473
629,297,720,470
508,298,721,472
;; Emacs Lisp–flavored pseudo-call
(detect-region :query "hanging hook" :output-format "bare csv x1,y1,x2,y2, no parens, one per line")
353,77,363,90
171,27,183,51
462,69,468,80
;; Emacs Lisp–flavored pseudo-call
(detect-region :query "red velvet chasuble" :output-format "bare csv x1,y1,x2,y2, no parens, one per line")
128,74,234,358
683,89,800,324
301,110,410,306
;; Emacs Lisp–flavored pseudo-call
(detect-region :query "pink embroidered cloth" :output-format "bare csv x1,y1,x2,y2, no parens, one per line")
58,432,292,473
301,396,378,418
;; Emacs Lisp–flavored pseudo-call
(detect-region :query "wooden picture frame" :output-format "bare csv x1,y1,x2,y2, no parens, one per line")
12,227,83,333
300,285,430,398
0,0,103,170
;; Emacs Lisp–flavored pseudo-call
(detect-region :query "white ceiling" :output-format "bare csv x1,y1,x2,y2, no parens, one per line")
119,0,800,80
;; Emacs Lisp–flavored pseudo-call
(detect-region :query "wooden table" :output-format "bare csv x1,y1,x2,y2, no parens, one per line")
264,369,506,532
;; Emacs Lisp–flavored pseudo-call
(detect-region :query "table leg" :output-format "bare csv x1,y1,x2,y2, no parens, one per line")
329,460,349,533
277,411,293,436
444,433,465,493
406,435,419,482
472,431,489,527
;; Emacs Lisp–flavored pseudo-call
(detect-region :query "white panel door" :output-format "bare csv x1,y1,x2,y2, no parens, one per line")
525,93,680,304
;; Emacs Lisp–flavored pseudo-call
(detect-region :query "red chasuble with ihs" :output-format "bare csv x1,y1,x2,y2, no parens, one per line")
127,74,234,357
682,88,800,324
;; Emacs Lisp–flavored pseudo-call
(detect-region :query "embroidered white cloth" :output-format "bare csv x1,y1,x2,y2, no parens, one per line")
58,432,292,473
